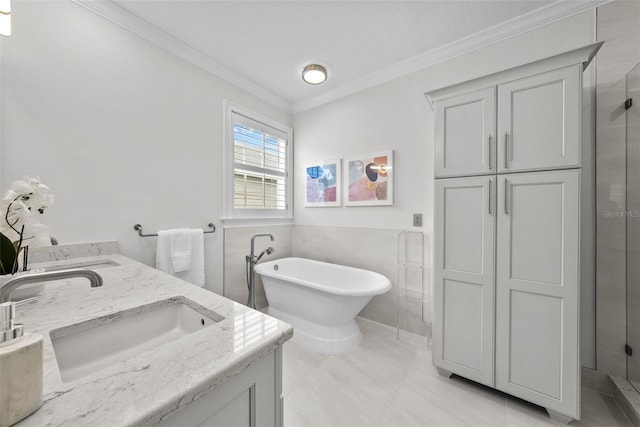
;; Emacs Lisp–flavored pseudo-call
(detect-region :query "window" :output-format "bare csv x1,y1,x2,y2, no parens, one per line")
224,102,292,221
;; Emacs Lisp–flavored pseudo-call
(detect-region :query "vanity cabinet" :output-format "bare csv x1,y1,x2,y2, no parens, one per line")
428,43,601,423
435,64,582,178
160,348,283,427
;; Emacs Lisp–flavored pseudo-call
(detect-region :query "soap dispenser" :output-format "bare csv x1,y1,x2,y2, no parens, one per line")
0,302,43,427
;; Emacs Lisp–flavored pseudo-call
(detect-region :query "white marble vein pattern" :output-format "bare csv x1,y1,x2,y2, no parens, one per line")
283,318,631,427
28,241,120,264
9,253,292,426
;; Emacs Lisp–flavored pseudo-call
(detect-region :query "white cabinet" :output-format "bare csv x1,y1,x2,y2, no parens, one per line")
435,64,583,178
428,43,601,424
433,170,581,420
495,170,580,419
160,348,283,427
497,65,582,173
435,87,496,177
433,176,495,386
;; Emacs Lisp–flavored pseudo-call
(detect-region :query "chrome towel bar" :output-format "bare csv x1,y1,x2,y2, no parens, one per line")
133,223,216,238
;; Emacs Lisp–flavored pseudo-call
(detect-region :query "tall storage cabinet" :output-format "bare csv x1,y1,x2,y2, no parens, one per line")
428,43,601,424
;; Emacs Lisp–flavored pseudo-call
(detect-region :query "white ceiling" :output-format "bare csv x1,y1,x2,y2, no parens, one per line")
82,0,603,112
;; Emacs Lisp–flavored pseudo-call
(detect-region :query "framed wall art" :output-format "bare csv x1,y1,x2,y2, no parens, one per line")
343,150,393,206
304,159,341,207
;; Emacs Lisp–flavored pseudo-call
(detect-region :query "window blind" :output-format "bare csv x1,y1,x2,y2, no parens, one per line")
232,113,288,210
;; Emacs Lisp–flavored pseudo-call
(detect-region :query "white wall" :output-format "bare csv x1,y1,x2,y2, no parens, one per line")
293,11,596,231
0,1,599,362
0,0,290,294
293,11,596,363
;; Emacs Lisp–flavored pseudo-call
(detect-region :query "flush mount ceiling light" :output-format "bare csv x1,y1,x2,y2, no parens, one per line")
302,64,327,85
0,0,11,37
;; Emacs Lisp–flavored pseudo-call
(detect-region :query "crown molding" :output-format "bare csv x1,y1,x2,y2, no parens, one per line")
291,0,609,113
71,0,291,113
72,0,608,116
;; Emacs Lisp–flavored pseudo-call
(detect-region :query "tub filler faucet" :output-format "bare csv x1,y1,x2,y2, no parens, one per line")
246,234,274,309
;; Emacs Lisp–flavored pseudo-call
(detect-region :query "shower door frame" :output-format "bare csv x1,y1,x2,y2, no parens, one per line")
626,62,640,394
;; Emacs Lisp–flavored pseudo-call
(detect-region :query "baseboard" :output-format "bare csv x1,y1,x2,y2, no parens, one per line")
610,375,640,426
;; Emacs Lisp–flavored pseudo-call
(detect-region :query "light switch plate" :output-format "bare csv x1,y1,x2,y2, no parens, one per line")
413,213,423,227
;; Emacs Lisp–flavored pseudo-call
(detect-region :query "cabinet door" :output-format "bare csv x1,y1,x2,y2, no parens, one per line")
435,87,496,177
160,349,281,427
495,170,580,420
497,65,582,173
434,176,496,386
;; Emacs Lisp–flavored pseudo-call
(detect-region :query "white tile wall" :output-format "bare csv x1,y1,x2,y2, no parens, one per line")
595,0,640,395
292,225,430,336
223,225,292,309
223,224,431,336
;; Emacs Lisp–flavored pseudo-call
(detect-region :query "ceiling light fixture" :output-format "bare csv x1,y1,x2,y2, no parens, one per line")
302,64,327,85
0,0,10,36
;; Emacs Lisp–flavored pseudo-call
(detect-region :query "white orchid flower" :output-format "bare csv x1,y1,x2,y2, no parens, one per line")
1,198,31,230
22,222,52,247
2,189,18,202
1,176,54,215
0,176,54,258
0,177,54,274
30,189,54,214
28,178,53,212
9,180,33,195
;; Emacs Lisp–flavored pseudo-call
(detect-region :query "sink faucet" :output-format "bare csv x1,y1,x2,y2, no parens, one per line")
0,268,103,303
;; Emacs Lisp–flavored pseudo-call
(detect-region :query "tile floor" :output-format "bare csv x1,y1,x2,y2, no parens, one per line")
282,318,631,427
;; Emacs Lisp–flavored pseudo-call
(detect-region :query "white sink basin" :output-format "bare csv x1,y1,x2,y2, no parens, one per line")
50,298,223,382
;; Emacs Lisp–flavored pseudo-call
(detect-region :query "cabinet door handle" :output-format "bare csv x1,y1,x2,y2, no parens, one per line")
488,179,492,215
488,135,492,170
504,178,509,215
504,132,509,169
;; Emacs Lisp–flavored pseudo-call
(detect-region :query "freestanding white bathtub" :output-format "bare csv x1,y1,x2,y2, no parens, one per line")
255,257,391,354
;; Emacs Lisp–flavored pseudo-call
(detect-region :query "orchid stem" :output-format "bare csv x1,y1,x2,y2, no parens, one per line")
12,225,25,275
22,246,29,272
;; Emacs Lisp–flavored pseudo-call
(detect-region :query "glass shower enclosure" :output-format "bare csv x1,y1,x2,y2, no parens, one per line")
627,62,640,393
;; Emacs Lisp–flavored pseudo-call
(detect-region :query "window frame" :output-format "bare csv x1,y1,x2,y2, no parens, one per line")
223,101,293,224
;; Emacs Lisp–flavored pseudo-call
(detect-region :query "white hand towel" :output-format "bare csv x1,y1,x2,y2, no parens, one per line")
169,228,192,273
174,229,205,287
156,228,205,287
156,230,175,274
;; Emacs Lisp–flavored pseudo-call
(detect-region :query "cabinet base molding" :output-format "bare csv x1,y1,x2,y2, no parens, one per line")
437,368,452,378
546,410,574,424
610,375,640,427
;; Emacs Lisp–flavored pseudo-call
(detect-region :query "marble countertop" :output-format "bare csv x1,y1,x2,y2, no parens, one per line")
11,251,293,426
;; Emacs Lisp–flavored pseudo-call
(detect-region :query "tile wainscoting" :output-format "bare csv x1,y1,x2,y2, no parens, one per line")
292,225,430,337
223,225,293,310
224,224,431,337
